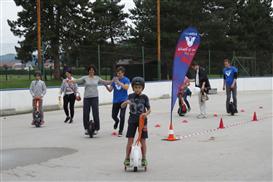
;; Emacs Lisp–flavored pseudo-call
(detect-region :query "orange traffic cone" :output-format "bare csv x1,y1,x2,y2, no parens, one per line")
252,112,258,121
155,124,161,128
111,131,117,136
163,122,180,141
218,118,225,129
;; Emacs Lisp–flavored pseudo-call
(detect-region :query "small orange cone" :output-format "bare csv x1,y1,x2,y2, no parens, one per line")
111,131,117,136
218,118,225,129
155,124,161,128
252,112,258,121
163,122,180,141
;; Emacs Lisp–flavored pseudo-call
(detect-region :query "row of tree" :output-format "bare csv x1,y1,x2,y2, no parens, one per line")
8,0,273,79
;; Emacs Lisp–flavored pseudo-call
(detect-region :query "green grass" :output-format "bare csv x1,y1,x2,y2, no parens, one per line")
1,74,222,89
208,74,222,78
0,75,111,89
0,75,61,89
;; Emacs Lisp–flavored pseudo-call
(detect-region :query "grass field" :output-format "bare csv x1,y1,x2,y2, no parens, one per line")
0,75,112,89
0,75,62,89
0,74,222,89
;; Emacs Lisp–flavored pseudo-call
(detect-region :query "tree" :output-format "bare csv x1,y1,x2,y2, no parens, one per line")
74,0,129,68
228,0,273,75
8,0,89,79
91,0,129,45
129,0,156,47
129,0,273,75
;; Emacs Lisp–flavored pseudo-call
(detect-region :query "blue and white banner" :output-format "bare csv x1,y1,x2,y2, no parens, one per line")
170,27,200,120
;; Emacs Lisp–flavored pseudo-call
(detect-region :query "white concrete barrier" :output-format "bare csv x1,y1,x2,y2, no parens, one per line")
0,77,272,115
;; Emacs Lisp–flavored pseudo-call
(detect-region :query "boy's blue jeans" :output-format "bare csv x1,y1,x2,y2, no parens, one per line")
183,88,191,109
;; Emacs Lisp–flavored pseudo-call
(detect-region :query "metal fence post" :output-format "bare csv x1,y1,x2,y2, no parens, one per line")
98,44,101,77
142,46,145,79
5,67,8,81
208,49,211,75
254,51,257,76
29,67,31,80
271,53,273,74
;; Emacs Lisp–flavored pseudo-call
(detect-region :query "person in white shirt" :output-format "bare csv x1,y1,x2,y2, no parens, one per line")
30,71,47,125
59,68,79,124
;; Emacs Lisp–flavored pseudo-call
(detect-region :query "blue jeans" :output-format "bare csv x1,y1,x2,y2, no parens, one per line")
183,88,191,109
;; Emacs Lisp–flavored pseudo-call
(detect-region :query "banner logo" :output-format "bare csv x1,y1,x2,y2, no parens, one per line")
185,36,196,47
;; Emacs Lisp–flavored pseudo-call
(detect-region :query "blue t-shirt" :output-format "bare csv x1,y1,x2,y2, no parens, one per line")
111,76,130,103
223,66,238,86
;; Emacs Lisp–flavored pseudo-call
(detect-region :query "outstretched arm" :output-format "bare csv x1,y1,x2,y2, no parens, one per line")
105,85,113,92
114,77,129,90
99,78,113,86
121,100,131,108
68,77,85,85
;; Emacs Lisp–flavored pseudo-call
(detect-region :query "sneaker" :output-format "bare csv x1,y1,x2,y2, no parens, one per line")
124,158,130,166
113,122,118,130
187,108,191,112
69,118,73,124
197,114,207,119
64,117,70,123
141,159,148,166
85,129,89,135
118,132,123,137
93,130,98,135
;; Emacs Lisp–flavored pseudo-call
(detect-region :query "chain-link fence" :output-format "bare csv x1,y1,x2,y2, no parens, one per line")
0,45,272,89
61,46,273,79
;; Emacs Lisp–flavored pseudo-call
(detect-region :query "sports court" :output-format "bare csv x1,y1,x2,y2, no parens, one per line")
1,90,272,181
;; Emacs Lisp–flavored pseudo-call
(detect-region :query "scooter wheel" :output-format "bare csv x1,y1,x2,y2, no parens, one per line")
133,167,137,172
89,131,93,138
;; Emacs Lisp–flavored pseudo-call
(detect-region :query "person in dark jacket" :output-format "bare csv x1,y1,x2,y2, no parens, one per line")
191,61,211,119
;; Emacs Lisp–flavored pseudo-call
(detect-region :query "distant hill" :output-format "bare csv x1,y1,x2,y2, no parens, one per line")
0,54,20,64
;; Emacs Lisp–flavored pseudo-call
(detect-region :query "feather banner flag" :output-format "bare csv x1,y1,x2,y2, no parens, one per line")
170,27,200,121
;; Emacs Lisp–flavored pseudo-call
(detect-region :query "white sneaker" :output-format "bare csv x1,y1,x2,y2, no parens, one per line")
93,130,98,135
85,129,89,135
197,114,207,119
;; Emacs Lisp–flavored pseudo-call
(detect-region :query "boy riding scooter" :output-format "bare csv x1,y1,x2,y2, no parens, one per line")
177,76,191,116
30,71,47,126
121,77,151,169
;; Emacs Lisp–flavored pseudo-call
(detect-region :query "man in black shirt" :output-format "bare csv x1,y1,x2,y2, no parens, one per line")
191,61,211,118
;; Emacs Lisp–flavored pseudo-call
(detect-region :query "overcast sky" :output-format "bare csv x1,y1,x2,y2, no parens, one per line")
0,0,135,55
